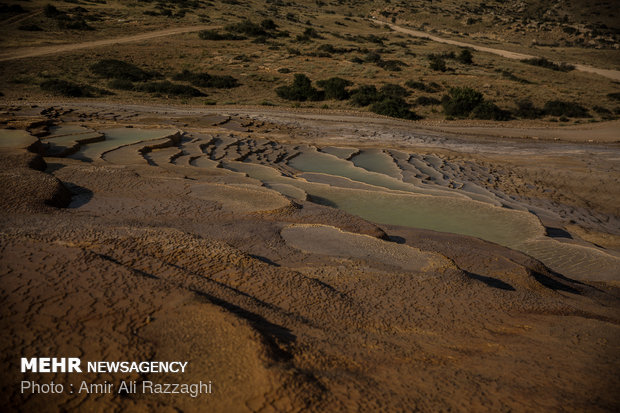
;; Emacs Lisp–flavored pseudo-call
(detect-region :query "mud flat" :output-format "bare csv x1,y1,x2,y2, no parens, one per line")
1,104,619,412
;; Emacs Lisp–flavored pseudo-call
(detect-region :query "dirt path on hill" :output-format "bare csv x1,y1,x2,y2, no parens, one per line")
381,20,620,82
0,25,215,62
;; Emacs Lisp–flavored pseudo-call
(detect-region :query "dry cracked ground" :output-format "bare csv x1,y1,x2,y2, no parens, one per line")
0,104,619,412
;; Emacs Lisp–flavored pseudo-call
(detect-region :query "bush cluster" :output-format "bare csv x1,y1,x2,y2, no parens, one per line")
44,4,93,30
135,81,205,97
405,80,442,93
521,57,575,72
442,87,510,120
276,74,324,101
40,79,110,97
316,77,352,100
350,84,419,119
173,70,239,88
90,59,156,82
275,76,419,120
371,98,421,120
543,100,589,117
198,30,245,40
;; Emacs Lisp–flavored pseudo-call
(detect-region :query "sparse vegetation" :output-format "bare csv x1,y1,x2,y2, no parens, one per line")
43,4,93,31
415,96,441,106
543,100,590,117
406,80,442,93
198,30,245,41
521,57,575,72
40,79,110,97
457,49,473,64
173,70,239,89
90,59,156,82
428,55,447,72
499,70,532,84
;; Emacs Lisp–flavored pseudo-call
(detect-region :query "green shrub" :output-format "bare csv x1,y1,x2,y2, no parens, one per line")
543,100,590,117
173,70,239,88
349,85,381,106
593,105,611,115
90,59,155,81
607,92,620,101
442,87,484,117
380,84,409,98
371,97,420,120
457,49,473,64
44,4,92,30
303,27,322,39
363,52,382,63
198,30,245,40
58,18,92,30
377,59,407,71
108,79,134,90
275,74,324,101
415,96,441,106
136,81,205,97
514,99,544,119
225,20,268,37
40,79,110,97
500,70,532,84
405,80,441,93
471,101,511,120
44,4,62,18
429,55,447,72
521,57,575,72
317,44,351,54
316,77,353,100
261,19,278,31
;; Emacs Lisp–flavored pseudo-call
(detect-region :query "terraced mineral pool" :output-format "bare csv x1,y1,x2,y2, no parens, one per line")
222,160,620,280
289,151,461,197
69,128,177,162
350,149,403,179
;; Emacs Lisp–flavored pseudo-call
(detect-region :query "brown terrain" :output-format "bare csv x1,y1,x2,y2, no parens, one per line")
0,102,619,412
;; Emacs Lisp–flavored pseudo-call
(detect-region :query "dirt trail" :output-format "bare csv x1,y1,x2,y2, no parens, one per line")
381,20,620,82
40,101,620,143
0,25,215,62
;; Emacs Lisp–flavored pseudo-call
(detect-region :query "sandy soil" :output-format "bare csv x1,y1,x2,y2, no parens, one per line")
0,25,215,62
1,104,619,412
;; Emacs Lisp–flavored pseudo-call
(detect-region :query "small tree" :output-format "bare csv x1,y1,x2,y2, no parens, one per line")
442,87,484,117
457,49,473,64
371,97,420,120
316,77,353,100
349,85,381,106
429,55,447,72
275,74,324,101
